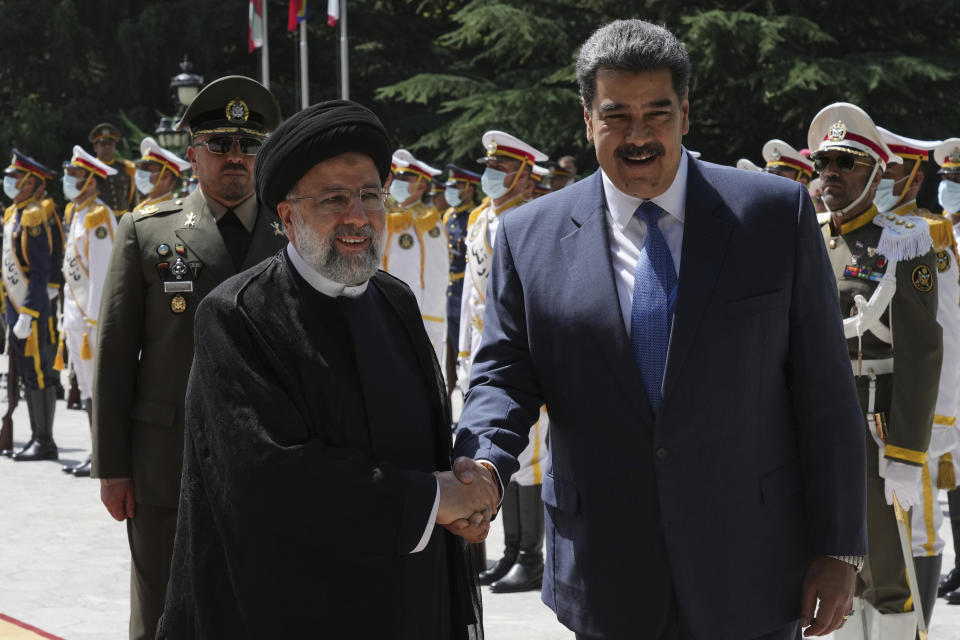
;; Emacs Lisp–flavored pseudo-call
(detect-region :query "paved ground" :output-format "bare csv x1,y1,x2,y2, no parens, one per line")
3,392,960,638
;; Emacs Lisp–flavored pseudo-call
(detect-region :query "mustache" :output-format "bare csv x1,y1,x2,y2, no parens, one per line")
333,223,376,239
615,143,665,160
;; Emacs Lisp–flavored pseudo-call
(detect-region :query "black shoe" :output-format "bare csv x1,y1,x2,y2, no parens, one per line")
71,457,92,477
479,553,517,586
1,448,13,458
946,587,960,605
12,440,58,461
489,554,543,593
940,567,960,597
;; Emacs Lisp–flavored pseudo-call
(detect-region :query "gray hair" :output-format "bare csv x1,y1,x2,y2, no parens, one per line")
576,19,691,109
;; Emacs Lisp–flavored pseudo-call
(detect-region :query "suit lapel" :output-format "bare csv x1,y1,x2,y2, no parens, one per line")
662,159,733,400
173,190,233,286
561,172,651,422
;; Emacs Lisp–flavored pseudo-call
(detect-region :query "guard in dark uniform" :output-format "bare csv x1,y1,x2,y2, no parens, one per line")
91,76,286,640
809,103,942,639
89,123,136,216
2,150,61,462
441,164,479,399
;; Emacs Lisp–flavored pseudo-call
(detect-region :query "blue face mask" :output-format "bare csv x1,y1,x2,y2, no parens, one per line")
62,175,82,201
481,167,510,199
874,177,907,212
940,180,960,214
3,176,21,200
135,169,156,196
445,185,462,208
187,181,198,194
389,179,412,204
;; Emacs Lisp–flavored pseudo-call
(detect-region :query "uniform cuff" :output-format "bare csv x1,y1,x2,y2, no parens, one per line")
884,444,927,466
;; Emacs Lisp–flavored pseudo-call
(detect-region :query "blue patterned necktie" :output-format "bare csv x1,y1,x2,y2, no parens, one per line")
630,201,677,414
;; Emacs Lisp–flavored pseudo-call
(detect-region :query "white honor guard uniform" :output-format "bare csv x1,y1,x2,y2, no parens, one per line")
382,150,448,367
132,137,191,212
761,139,813,184
58,146,117,400
457,130,550,485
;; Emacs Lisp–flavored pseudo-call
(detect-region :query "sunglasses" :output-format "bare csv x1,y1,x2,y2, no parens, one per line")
194,136,263,155
812,155,874,173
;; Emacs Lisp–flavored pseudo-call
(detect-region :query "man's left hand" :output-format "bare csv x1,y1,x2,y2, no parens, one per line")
799,556,856,636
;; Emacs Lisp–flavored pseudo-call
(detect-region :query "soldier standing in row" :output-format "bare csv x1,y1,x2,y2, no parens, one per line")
57,146,118,477
91,76,286,639
89,123,136,216
810,103,942,639
761,138,814,185
132,137,191,212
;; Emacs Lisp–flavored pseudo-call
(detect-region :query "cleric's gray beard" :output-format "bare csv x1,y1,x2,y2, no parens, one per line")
291,206,384,286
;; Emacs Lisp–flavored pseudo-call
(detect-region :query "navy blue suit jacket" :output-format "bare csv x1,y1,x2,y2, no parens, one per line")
453,156,867,639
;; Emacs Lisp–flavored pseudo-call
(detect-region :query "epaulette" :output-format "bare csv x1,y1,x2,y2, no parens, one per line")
414,207,441,234
3,204,15,225
121,159,137,177
136,198,184,220
64,202,75,227
84,204,113,230
874,213,934,262
912,209,956,253
466,203,488,230
386,210,413,233
19,201,48,227
39,198,56,219
442,207,453,227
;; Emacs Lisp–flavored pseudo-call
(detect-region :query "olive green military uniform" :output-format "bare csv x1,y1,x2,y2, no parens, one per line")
99,158,136,215
824,204,942,614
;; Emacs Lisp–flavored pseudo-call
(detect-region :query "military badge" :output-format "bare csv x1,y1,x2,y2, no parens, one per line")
188,261,202,279
399,233,414,249
156,244,171,257
171,256,189,279
140,205,159,216
183,212,198,228
912,264,933,292
95,227,108,239
937,250,951,273
225,98,250,123
175,243,186,255
28,225,41,237
877,256,887,268
156,262,170,279
486,141,498,156
867,247,878,257
170,294,187,314
771,149,781,161
428,226,441,238
950,148,960,163
828,121,847,142
271,221,284,237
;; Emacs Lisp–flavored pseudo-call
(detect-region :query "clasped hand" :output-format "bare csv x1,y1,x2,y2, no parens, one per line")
434,457,499,543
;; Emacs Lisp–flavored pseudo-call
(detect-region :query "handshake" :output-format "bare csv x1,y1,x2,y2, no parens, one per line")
433,457,500,543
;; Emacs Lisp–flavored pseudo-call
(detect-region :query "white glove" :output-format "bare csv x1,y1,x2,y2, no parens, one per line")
47,287,58,300
12,313,32,340
882,460,922,510
929,425,960,459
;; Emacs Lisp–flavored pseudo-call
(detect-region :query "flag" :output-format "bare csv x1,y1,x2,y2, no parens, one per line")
327,0,339,27
288,0,308,31
248,0,264,53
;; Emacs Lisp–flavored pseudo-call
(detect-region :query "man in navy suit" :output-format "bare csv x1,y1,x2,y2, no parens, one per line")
451,19,867,639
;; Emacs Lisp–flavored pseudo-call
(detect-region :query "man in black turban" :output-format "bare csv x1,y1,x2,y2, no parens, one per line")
157,101,493,639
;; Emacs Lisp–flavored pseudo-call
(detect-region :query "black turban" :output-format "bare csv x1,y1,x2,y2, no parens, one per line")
255,100,393,212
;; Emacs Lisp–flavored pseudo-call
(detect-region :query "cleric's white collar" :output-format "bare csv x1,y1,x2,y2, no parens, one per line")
286,243,369,298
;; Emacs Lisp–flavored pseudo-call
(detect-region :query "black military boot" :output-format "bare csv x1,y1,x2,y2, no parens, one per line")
940,566,960,597
479,481,520,585
914,554,941,629
10,387,41,459
65,399,93,476
490,483,544,593
13,388,57,461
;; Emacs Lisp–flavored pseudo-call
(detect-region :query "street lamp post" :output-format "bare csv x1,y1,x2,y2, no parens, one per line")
155,55,203,157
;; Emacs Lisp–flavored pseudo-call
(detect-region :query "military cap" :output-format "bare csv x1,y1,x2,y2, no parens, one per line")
687,150,702,159
69,145,117,178
88,123,121,144
934,139,960,175
430,178,445,195
736,158,762,172
445,164,481,187
877,127,941,163
391,149,441,181
176,75,281,137
762,139,813,178
5,149,55,180
545,160,573,179
138,137,191,178
806,102,900,169
531,164,550,183
477,131,548,166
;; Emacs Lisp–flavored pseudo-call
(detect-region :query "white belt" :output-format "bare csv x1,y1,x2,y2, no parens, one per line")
851,358,894,377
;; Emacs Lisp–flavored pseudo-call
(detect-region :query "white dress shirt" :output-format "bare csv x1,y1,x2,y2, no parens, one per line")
601,150,689,334
286,243,439,553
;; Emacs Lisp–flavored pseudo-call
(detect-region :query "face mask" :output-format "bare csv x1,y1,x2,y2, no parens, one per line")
62,175,82,201
481,167,510,199
135,169,157,196
940,180,960,214
187,181,198,194
389,179,412,204
445,186,462,208
3,176,20,200
874,177,906,212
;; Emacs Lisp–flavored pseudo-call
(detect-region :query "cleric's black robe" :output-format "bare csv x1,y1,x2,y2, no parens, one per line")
157,251,482,639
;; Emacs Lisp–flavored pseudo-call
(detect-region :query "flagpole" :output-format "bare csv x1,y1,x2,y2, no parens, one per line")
261,0,270,89
300,19,309,108
339,0,349,100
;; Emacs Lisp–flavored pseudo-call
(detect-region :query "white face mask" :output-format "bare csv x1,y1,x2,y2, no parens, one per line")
481,167,510,199
874,177,907,212
445,185,462,208
62,175,82,201
940,180,960,214
389,179,413,204
135,169,157,196
3,176,21,200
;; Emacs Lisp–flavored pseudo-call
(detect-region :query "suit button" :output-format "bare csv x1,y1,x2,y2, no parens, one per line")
656,447,668,459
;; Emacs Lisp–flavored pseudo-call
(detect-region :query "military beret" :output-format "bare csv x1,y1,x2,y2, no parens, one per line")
254,100,393,213
176,75,281,137
88,123,121,143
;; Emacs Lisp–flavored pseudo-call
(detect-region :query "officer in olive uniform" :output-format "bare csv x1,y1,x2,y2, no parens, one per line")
441,165,479,398
809,104,942,639
89,123,136,215
91,76,286,640
2,151,62,462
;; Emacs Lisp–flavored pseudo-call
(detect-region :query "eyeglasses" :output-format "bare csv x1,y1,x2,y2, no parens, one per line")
813,155,874,173
287,188,387,216
193,136,264,155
